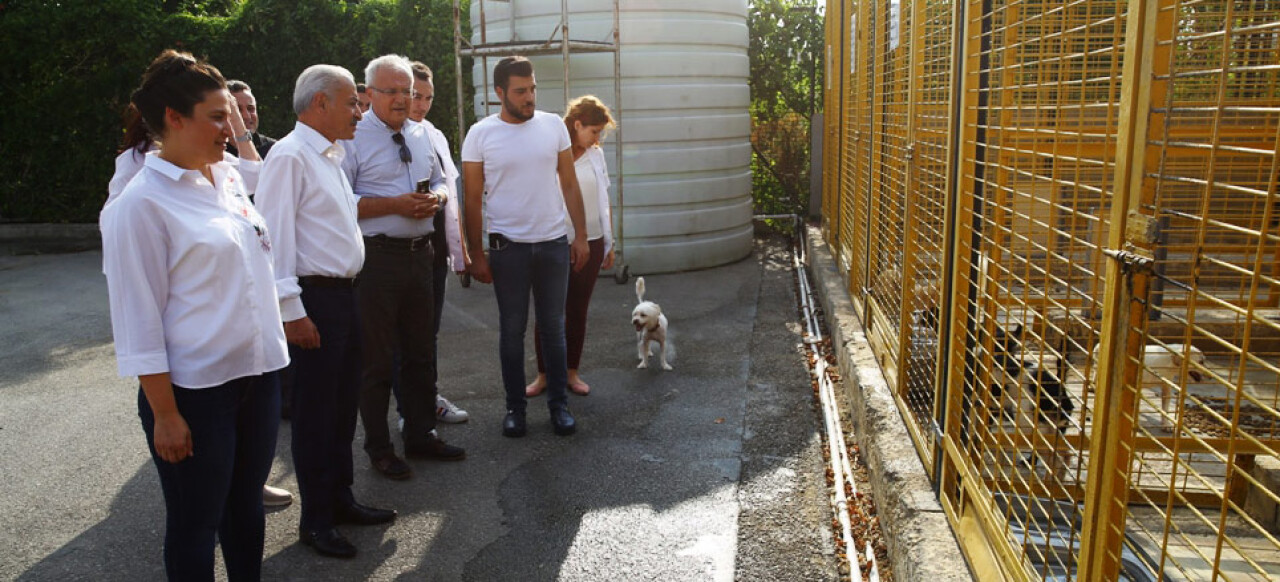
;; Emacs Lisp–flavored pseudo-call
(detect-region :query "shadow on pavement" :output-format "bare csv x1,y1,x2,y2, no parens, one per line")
7,234,836,581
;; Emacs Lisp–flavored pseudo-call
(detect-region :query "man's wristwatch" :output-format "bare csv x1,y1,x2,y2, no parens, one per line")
234,130,253,143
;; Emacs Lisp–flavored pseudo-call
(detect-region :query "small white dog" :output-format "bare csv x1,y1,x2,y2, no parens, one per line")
1092,342,1206,423
632,277,671,370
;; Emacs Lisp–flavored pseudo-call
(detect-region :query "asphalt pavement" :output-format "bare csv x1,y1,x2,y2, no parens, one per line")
0,234,838,581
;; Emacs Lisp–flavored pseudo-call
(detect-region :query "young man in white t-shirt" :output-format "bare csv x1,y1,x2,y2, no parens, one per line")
461,56,590,438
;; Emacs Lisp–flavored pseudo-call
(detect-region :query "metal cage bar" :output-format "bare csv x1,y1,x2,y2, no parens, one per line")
822,0,1280,579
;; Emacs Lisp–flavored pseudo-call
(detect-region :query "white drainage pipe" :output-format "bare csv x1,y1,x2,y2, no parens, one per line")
752,215,877,581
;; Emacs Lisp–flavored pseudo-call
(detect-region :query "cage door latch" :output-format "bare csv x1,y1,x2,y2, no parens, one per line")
1102,248,1155,274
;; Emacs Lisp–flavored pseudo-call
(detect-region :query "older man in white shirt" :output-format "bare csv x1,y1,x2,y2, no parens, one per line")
341,55,466,483
255,64,394,560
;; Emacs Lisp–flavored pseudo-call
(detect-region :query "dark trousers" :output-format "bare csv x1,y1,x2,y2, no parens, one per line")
536,237,605,372
291,285,361,532
392,259,449,418
358,241,437,459
490,235,571,413
139,373,280,582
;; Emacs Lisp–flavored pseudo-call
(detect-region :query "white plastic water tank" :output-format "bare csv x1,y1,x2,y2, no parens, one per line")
469,0,754,274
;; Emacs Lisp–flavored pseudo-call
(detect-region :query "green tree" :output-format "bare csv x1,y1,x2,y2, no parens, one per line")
0,0,472,223
748,0,823,216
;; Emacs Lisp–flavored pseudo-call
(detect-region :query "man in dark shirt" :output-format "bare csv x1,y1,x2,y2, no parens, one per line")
227,80,277,158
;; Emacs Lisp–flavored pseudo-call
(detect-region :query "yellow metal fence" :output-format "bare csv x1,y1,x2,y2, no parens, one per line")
822,0,1280,580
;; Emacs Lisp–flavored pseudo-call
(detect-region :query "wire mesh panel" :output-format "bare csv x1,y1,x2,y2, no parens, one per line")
893,0,955,471
864,0,913,392
818,1,1280,579
947,0,1130,578
1116,1,1280,579
823,0,844,236
838,0,873,295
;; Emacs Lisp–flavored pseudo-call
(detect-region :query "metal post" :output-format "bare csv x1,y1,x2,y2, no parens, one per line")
1078,1,1166,579
453,0,466,151
561,0,570,112
612,0,624,267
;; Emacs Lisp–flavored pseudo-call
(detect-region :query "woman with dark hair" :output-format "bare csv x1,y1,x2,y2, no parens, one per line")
107,86,261,205
526,95,617,397
99,49,288,581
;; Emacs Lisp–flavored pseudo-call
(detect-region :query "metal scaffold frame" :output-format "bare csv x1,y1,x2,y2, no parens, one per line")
452,0,630,283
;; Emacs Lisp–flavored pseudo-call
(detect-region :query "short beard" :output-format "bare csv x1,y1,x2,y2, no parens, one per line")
502,96,533,121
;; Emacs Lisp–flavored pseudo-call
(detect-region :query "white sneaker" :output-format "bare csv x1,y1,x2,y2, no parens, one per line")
436,395,469,424
262,484,293,507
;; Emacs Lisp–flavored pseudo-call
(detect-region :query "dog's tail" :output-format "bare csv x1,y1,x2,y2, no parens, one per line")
636,276,646,303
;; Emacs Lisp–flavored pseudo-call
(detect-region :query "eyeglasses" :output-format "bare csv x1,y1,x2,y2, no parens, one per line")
368,87,414,98
391,132,412,164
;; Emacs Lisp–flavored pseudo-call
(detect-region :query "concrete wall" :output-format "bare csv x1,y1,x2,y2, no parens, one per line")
806,226,973,582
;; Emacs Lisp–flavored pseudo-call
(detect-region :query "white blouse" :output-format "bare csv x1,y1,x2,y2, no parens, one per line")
574,155,603,241
100,155,289,389
107,146,260,206
563,146,614,254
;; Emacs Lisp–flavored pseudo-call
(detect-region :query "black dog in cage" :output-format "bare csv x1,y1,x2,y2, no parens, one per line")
982,322,1076,477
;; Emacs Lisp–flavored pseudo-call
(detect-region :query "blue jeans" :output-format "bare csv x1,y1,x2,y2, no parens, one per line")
139,372,280,582
489,234,571,413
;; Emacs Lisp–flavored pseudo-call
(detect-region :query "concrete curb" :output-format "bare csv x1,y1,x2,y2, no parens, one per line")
0,224,101,255
806,226,973,581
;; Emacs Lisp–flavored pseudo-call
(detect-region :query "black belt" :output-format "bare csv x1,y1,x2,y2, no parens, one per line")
364,234,432,252
298,275,358,288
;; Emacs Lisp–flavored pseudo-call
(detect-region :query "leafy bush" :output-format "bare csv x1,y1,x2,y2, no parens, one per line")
0,0,472,223
748,0,823,217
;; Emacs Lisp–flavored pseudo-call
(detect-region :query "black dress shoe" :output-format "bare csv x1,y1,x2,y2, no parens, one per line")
502,410,527,438
335,502,397,526
404,433,466,461
299,528,357,559
551,407,576,436
370,454,412,480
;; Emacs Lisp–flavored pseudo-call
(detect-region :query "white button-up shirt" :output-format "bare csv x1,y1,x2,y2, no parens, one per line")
108,147,261,206
422,119,466,270
100,155,289,389
255,121,365,322
341,114,445,238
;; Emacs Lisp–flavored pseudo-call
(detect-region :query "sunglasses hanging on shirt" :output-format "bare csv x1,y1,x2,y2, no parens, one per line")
391,133,411,164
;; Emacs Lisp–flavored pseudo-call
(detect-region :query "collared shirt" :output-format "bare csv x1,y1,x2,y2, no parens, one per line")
422,119,466,270
107,147,260,205
100,155,288,389
341,113,445,238
255,121,365,322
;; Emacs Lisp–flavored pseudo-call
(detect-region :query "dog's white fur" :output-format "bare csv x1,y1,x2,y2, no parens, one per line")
632,277,671,370
1092,343,1206,421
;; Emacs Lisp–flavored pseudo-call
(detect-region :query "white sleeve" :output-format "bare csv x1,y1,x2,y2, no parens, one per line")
101,196,172,378
444,174,465,270
340,140,359,188
255,152,307,321
460,124,484,163
554,116,571,152
107,150,145,205
594,148,614,255
237,158,261,195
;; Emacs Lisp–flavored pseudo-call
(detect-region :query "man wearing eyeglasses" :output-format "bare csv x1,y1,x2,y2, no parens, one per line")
341,54,466,481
